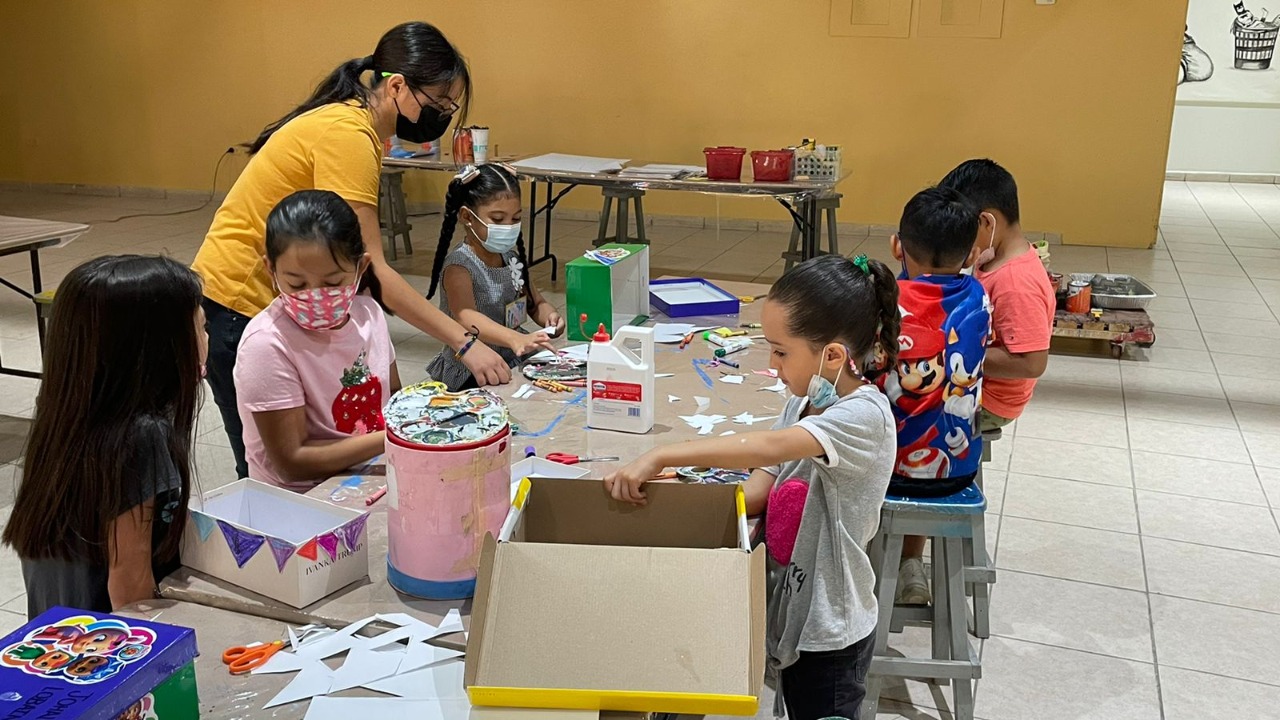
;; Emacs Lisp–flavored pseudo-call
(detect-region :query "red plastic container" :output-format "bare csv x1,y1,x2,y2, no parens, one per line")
751,149,795,182
703,146,746,181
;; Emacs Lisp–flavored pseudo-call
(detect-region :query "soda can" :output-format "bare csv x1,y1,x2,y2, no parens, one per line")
1066,280,1092,314
452,127,474,166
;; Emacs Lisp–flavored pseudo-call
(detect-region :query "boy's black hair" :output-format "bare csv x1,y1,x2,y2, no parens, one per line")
897,186,980,269
939,158,1020,226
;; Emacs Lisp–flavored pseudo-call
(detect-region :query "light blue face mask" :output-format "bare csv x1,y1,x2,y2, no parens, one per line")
466,208,521,254
807,348,846,410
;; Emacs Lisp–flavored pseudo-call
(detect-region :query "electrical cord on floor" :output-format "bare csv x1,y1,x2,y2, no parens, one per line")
94,147,236,224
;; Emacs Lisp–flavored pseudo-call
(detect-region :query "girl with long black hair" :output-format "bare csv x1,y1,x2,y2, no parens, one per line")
4,256,206,617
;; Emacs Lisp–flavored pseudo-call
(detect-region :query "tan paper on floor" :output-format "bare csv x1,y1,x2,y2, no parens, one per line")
466,478,765,716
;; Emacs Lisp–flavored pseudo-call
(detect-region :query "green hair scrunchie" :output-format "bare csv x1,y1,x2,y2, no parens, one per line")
852,254,871,275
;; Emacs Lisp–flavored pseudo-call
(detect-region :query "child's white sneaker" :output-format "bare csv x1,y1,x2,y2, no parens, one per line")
896,557,932,605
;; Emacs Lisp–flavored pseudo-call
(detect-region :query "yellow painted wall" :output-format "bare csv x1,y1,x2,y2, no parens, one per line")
0,1,1187,247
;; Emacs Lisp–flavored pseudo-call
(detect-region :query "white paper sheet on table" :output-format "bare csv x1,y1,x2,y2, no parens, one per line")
328,647,405,693
656,373,674,379
652,323,711,343
668,395,680,403
400,642,465,674
680,413,727,435
761,379,788,394
304,696,471,720
264,661,334,708
293,618,375,661
252,649,307,675
733,412,778,426
695,396,710,412
560,344,590,361
512,154,629,174
363,659,467,700
719,375,744,385
430,608,465,638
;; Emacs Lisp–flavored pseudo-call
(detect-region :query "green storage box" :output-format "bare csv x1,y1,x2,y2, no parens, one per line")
566,244,651,341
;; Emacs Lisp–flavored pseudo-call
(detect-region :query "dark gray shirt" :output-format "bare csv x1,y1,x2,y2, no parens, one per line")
21,418,182,618
427,244,526,390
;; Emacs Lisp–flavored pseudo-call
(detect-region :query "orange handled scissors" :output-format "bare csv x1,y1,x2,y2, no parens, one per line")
222,639,284,675
546,453,620,465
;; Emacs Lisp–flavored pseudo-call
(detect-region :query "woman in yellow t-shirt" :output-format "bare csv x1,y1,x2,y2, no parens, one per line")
193,21,511,478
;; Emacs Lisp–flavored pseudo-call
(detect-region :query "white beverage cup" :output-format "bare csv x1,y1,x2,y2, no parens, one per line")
471,127,490,164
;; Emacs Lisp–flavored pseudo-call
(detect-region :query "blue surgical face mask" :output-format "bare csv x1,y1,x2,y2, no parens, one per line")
466,208,521,254
807,348,846,410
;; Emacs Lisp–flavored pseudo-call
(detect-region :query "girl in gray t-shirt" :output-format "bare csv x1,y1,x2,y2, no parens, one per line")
425,164,566,390
606,254,900,720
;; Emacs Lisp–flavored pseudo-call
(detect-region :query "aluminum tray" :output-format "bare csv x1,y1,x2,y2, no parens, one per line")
1070,273,1157,310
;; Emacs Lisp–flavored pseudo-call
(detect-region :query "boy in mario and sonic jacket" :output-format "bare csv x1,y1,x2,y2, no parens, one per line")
877,186,991,607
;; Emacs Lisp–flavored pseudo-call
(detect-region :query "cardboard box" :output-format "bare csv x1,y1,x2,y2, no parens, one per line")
567,244,650,341
508,457,590,501
649,278,741,318
466,478,765,716
0,607,198,720
182,479,370,608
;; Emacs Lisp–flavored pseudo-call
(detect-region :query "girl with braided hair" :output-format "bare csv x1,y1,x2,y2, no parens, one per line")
426,163,566,390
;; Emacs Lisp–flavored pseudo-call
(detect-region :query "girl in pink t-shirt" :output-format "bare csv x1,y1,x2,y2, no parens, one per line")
235,190,401,490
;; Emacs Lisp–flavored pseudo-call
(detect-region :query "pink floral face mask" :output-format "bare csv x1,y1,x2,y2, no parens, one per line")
275,264,363,331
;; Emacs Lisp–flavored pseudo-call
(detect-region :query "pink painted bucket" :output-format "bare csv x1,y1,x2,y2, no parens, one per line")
383,384,512,599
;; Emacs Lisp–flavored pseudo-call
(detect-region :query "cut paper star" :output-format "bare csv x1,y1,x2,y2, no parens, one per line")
733,412,779,426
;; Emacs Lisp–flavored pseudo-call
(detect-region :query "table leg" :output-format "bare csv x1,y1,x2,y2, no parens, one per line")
30,249,45,351
801,197,820,261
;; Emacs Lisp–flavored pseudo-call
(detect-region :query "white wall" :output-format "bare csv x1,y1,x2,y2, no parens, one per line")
1167,105,1280,174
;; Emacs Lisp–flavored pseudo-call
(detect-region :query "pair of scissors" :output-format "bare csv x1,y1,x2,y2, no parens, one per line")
547,452,620,465
222,639,284,675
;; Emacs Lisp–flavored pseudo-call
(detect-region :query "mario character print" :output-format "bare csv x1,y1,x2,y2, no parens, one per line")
879,278,990,482
1,614,156,684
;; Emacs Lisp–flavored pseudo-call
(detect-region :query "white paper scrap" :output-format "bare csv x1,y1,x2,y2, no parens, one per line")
400,642,465,674
264,661,333,708
733,412,779,426
251,649,306,675
513,383,536,400
679,413,727,436
526,349,557,363
304,697,471,720
329,647,405,693
542,324,558,336
364,659,467,700
655,373,675,379
293,617,375,661
560,344,590,361
754,369,778,378
431,608,465,638
760,379,788,394
695,396,710,412
652,322,698,343
720,431,737,436
668,395,680,403
720,375,745,385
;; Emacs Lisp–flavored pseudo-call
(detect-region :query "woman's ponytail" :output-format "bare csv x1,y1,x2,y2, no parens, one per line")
249,56,373,154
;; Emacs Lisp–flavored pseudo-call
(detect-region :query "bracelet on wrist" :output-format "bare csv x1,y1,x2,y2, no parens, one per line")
455,326,480,360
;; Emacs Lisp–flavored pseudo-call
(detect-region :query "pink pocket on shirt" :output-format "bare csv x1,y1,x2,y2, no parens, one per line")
766,478,809,565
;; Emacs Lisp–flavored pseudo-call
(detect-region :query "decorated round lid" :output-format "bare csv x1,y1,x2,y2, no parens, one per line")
384,382,509,448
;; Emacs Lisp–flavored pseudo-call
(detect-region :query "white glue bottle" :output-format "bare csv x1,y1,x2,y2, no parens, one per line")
587,323,655,434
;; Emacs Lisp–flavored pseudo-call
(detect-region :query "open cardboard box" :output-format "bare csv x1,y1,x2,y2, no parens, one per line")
182,479,370,608
466,477,765,716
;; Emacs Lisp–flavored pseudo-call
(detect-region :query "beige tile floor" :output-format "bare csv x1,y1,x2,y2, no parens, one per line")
0,181,1279,718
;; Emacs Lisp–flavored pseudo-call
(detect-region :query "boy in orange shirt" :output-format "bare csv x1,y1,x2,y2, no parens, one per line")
940,159,1055,429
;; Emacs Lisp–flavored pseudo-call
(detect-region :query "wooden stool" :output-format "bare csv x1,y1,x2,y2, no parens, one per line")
35,288,55,350
782,193,841,271
379,169,413,260
594,188,647,247
866,484,986,720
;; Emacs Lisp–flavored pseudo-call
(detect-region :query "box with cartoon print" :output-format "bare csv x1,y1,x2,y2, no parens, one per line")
0,607,198,720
